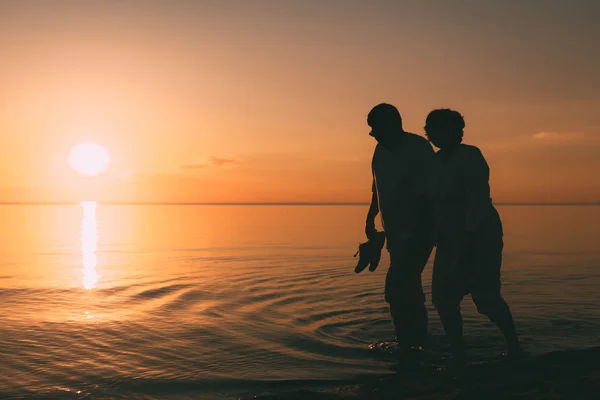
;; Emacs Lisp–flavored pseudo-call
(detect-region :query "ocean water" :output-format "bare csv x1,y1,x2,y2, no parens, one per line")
1,204,599,399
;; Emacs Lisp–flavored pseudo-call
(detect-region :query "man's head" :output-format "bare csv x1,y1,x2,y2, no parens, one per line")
367,103,403,143
424,109,465,149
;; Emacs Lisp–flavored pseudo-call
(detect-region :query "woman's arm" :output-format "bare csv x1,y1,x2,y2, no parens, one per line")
463,147,492,233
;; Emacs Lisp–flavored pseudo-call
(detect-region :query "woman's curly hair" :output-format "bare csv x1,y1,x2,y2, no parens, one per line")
424,109,465,145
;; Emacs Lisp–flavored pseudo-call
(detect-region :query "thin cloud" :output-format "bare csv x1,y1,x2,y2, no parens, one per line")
209,156,236,166
182,156,236,170
532,132,586,141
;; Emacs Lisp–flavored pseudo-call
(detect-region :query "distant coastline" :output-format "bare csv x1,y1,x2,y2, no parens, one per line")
0,201,599,206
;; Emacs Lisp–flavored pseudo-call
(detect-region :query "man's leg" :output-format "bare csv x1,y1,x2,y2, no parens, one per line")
385,238,433,349
388,288,427,348
409,237,434,348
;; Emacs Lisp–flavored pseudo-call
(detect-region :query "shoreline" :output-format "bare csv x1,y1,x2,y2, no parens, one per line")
242,346,600,399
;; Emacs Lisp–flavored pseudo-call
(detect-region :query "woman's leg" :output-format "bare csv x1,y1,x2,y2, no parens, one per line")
432,242,467,365
471,231,522,357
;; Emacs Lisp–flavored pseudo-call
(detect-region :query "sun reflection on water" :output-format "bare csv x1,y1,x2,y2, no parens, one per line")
80,201,99,290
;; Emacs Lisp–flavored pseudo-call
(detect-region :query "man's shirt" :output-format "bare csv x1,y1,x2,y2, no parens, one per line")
371,132,439,242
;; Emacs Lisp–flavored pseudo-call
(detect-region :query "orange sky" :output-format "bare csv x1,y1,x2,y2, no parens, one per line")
1,0,599,203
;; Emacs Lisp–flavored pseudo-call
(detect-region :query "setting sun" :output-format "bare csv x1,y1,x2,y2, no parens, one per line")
68,142,111,177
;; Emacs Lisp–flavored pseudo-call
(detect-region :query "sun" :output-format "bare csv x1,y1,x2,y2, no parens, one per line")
68,142,111,177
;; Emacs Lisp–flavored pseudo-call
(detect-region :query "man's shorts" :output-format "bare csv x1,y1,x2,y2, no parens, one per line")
384,235,435,304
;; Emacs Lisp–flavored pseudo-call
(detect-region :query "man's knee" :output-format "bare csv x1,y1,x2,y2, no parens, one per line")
384,266,424,305
385,289,425,305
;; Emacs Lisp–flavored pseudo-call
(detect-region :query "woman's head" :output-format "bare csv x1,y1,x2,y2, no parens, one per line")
424,109,465,149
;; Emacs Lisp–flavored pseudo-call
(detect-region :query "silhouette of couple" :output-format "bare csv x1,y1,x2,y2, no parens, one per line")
360,103,522,367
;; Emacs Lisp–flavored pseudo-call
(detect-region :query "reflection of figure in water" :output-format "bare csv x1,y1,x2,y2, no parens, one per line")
364,104,438,356
424,109,522,366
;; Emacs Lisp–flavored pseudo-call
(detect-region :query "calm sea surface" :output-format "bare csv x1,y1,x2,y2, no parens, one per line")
1,204,599,399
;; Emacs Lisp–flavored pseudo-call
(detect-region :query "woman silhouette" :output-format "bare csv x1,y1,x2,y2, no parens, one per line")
424,109,522,366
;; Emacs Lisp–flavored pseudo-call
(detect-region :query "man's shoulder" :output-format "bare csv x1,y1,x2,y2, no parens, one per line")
404,131,428,142
404,132,434,151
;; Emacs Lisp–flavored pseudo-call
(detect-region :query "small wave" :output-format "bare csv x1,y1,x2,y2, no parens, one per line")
131,284,193,300
157,289,219,312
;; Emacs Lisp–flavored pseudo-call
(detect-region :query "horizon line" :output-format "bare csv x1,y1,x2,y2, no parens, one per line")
0,201,599,206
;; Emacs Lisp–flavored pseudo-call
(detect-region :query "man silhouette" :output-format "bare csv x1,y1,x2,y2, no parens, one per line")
365,103,438,355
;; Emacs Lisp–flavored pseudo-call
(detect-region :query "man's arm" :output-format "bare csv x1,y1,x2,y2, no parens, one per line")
365,179,379,239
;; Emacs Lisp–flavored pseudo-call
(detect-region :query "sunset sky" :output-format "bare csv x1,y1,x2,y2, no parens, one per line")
1,0,599,203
